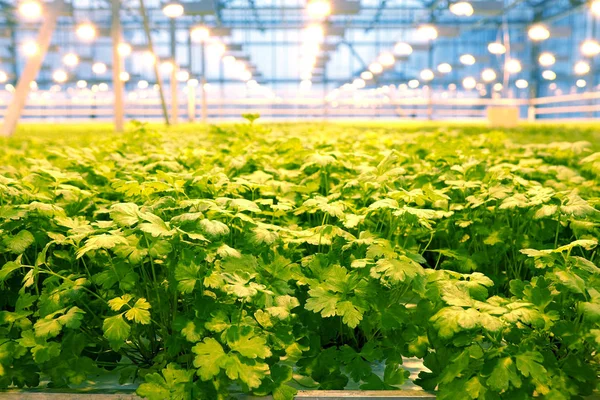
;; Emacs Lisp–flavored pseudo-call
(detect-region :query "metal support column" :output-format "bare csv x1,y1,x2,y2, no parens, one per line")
188,84,196,122
201,43,208,123
111,0,125,132
139,0,170,125
171,64,179,124
1,2,60,137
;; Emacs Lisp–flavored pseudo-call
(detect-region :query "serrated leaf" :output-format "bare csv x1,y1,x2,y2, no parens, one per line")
224,354,269,389
108,294,134,311
103,314,131,341
200,219,230,237
4,230,35,254
124,298,151,324
110,203,140,226
192,337,229,381
228,333,272,359
175,262,201,294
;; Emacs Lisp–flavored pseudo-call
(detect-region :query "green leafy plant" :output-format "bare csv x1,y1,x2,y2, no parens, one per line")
0,123,598,399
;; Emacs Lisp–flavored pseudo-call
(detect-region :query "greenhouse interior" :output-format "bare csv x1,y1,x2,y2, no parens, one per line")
1,0,600,399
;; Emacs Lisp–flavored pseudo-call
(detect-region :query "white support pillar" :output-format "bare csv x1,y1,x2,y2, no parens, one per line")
171,65,178,124
201,77,208,123
1,2,60,137
187,85,196,122
139,0,169,125
111,0,125,132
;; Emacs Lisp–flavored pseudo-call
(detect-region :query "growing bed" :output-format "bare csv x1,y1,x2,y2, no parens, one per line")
0,122,599,399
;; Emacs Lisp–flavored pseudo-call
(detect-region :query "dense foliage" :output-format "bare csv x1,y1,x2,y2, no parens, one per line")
1,122,599,399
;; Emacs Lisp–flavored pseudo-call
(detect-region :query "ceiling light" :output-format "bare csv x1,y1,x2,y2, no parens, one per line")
62,53,79,67
487,42,506,55
481,68,497,82
209,41,226,57
76,80,87,89
222,55,236,65
592,0,600,16
515,79,529,89
528,24,550,41
300,79,312,90
394,42,413,56
542,70,556,80
369,62,383,74
493,83,503,91
420,69,434,81
437,63,452,73
353,78,366,89
581,39,600,57
52,69,68,83
160,61,175,74
18,0,42,20
460,54,476,65
138,80,149,89
142,51,156,65
408,79,419,89
303,24,324,42
306,0,331,19
462,76,476,90
240,70,252,81
162,1,184,18
191,25,210,43
21,40,39,57
449,1,474,17
576,79,587,88
538,52,555,66
361,71,373,80
378,52,395,67
119,71,130,82
574,61,591,75
0,71,7,83
417,24,438,40
92,62,107,75
76,23,97,42
176,70,190,81
505,59,522,74
118,43,132,57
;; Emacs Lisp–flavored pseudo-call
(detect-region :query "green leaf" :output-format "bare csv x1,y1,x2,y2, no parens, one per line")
0,261,23,282
336,301,363,328
77,234,129,259
139,212,176,237
4,230,35,254
228,332,272,359
224,353,269,389
34,318,62,339
554,270,585,294
305,287,338,318
110,203,140,226
175,263,201,294
200,219,230,237
370,256,424,284
124,298,151,324
56,307,85,329
136,364,194,400
192,338,229,381
103,314,131,341
108,294,134,311
465,376,486,399
486,357,522,392
180,320,203,342
515,351,547,383
266,295,300,319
